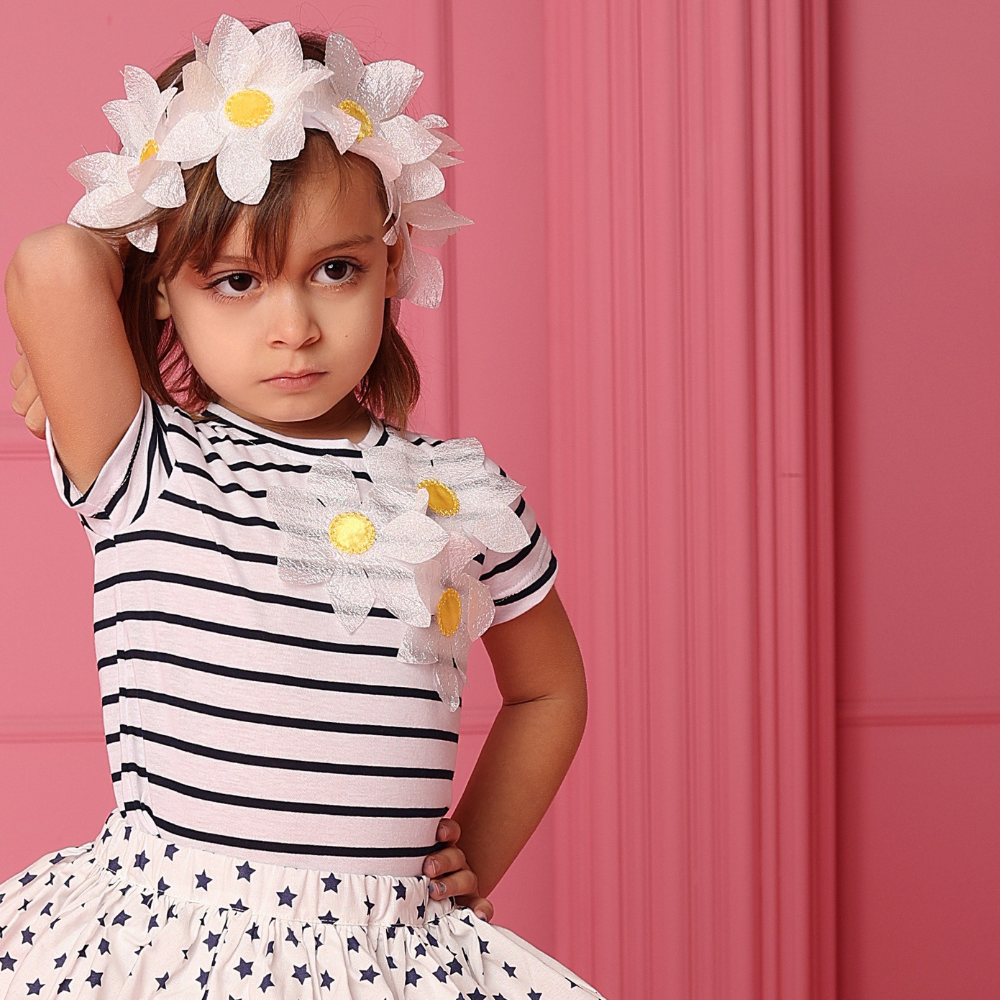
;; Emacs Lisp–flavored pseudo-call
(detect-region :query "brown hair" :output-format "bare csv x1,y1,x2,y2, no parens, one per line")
78,23,421,431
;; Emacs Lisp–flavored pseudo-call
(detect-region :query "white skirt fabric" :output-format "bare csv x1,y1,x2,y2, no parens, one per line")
0,809,605,1000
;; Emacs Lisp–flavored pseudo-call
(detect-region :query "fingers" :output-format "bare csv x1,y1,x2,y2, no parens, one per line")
427,866,478,901
11,365,38,416
24,395,47,438
422,844,465,879
434,817,460,845
10,352,28,390
455,894,494,923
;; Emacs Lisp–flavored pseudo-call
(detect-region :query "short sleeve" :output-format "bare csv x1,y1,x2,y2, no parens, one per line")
45,390,174,538
478,458,559,625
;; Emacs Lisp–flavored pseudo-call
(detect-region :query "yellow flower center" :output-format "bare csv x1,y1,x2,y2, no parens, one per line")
225,88,275,128
338,99,374,140
419,479,460,517
139,138,159,163
328,511,376,555
436,588,462,637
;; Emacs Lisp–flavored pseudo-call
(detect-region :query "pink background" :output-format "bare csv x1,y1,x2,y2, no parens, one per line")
1,1,998,998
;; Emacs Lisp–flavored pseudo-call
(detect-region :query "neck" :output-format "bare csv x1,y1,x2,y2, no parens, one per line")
216,395,374,443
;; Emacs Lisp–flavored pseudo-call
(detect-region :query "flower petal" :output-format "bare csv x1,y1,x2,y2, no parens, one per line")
466,577,496,640
158,111,224,164
207,13,261,91
276,532,335,586
251,21,303,88
465,506,531,553
377,509,448,563
126,223,158,253
402,195,473,230
428,437,486,483
324,33,366,99
325,559,375,634
307,455,362,507
367,560,432,627
407,249,444,308
396,160,445,204
67,152,128,193
216,134,271,203
414,557,444,614
141,160,186,209
397,625,439,665
357,60,422,122
378,115,441,165
266,484,331,534
432,656,466,712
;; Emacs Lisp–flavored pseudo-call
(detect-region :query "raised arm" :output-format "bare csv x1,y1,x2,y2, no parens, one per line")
5,224,141,493
449,586,588,902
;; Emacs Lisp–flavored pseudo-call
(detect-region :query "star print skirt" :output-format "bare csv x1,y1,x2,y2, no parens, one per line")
0,809,604,1000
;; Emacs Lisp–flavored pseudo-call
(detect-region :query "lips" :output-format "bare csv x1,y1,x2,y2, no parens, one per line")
264,370,325,390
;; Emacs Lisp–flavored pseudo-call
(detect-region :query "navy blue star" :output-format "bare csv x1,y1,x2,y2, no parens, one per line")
101,829,112,842
433,966,449,982
406,968,422,986
292,964,310,983
319,910,338,924
246,923,260,941
234,958,253,979
123,825,132,840
54,953,67,968
141,891,154,908
494,994,509,1000
196,969,209,987
57,978,72,993
64,876,75,888
417,902,426,919
285,928,299,946
236,862,255,881
387,956,397,969
77,945,88,959
195,870,212,890
426,931,438,947
204,931,221,950
106,857,121,874
266,941,274,956
147,915,159,932
99,939,110,955
259,973,274,992
503,962,517,977
469,990,486,1000
156,878,170,894
49,853,65,864
567,978,580,989
18,899,30,912
528,991,542,1000
111,910,131,926
321,874,341,893
26,978,43,995
19,872,36,885
364,897,375,914
46,874,56,885
155,972,169,990
320,970,334,988
276,886,296,907
134,851,149,871
0,952,16,971
48,917,61,930
479,937,490,953
40,902,53,916
87,970,103,987
448,957,463,975
21,928,35,945
164,844,179,860
393,881,407,900
359,966,379,983
230,899,248,912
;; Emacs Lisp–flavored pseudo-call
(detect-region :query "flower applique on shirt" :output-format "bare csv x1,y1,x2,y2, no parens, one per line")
362,434,531,553
398,532,496,711
267,454,448,634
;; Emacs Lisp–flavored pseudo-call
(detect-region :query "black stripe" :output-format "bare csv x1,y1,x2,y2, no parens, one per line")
130,410,164,524
160,491,279,528
94,610,399,658
479,524,541,581
513,496,526,518
116,724,453,779
494,552,558,606
175,461,268,498
200,410,371,458
118,762,448,818
93,530,277,565
106,687,459,742
166,422,263,449
105,647,439,700
121,803,440,857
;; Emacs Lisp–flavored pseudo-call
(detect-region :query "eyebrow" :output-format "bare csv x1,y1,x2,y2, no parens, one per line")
212,235,376,265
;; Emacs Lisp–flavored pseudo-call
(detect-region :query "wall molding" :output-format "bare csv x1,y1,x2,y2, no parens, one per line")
838,698,1000,727
0,715,104,744
544,0,836,996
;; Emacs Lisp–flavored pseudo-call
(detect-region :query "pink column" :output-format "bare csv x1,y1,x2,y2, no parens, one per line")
542,1,837,997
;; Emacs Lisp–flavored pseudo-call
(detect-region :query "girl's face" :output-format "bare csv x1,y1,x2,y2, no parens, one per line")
153,152,404,437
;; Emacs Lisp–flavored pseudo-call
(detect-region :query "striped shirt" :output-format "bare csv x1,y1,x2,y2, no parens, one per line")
44,392,557,875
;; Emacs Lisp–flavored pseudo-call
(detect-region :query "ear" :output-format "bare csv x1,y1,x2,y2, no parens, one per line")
383,223,408,299
153,276,172,321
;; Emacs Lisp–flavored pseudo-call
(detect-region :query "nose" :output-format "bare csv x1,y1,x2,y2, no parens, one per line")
265,284,321,350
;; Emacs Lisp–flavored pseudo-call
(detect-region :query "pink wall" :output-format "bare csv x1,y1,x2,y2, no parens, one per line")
831,0,1000,996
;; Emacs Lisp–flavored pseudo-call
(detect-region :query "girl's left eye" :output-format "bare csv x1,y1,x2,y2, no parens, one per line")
314,259,359,285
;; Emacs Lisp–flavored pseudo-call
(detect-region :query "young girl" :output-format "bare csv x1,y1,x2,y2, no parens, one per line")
2,13,606,1000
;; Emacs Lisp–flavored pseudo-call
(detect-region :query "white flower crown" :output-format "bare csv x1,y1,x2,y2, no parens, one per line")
65,13,472,308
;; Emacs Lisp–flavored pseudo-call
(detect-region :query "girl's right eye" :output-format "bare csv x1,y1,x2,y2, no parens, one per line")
209,272,260,299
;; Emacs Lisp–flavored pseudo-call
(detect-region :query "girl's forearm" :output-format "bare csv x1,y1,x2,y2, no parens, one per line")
448,688,587,900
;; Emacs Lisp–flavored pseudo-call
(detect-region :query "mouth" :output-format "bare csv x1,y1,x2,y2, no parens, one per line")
264,370,325,390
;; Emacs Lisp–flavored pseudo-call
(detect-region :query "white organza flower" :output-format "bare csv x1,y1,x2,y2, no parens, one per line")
66,66,187,252
364,435,531,553
398,533,496,711
267,456,448,634
156,14,331,203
